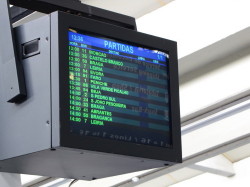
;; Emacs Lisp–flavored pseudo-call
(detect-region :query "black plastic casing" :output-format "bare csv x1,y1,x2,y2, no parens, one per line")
57,11,182,163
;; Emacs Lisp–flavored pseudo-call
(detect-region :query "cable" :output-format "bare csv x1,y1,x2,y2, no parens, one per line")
68,179,79,187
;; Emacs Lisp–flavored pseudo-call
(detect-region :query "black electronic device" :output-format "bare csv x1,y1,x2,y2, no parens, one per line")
0,0,181,180
56,12,181,162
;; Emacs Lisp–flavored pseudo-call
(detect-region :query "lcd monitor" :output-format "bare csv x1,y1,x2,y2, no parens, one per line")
57,12,181,162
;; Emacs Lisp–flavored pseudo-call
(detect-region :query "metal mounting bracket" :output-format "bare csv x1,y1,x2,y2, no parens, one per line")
0,0,27,103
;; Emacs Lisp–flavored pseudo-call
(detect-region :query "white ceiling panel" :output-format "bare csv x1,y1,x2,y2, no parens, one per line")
224,143,250,163
80,0,173,18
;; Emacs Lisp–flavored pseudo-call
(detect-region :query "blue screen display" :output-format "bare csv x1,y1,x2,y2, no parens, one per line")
68,29,171,148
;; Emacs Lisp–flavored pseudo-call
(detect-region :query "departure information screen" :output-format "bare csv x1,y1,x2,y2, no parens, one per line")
68,28,171,148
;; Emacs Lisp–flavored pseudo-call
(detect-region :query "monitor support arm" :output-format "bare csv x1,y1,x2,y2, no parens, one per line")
0,0,27,103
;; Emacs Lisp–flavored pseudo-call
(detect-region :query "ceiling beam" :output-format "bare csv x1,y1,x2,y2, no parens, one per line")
114,134,250,187
188,155,235,177
179,27,250,79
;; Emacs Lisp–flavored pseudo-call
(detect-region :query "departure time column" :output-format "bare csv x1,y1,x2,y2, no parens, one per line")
69,45,82,123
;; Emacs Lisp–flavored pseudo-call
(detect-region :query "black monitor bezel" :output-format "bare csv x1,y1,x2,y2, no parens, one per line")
57,11,181,162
